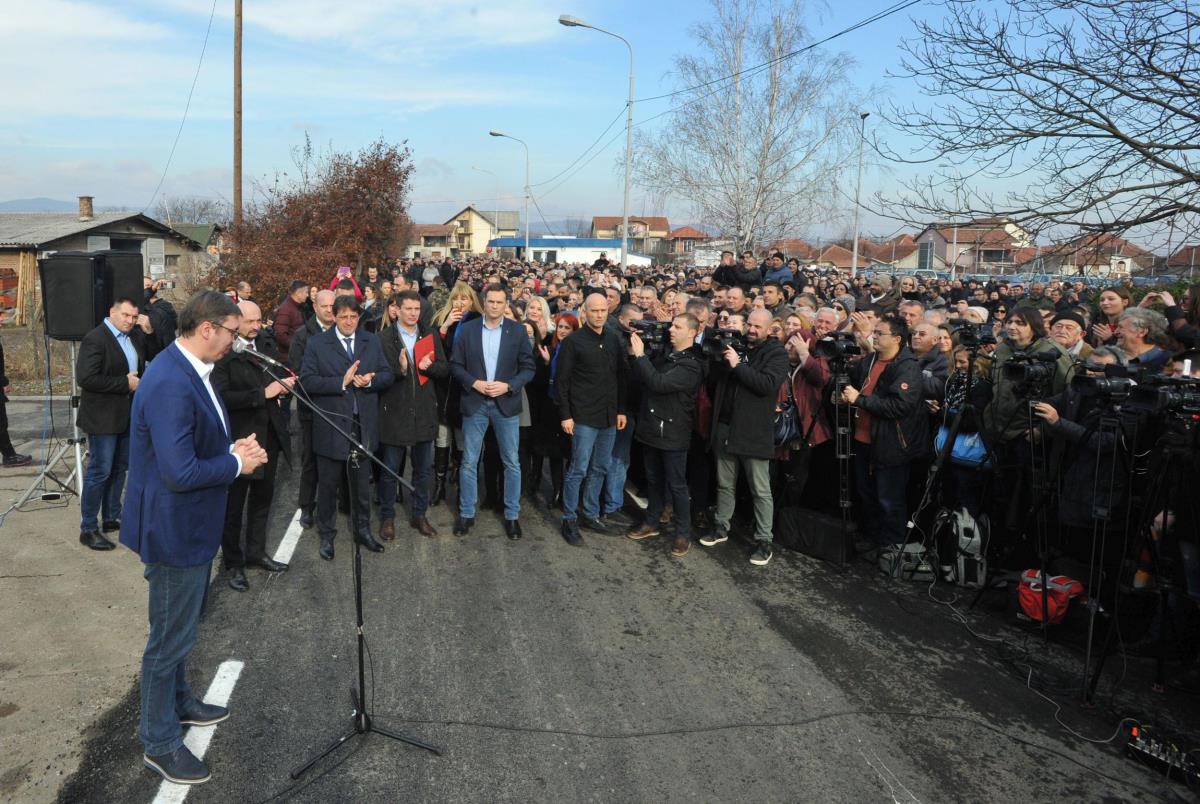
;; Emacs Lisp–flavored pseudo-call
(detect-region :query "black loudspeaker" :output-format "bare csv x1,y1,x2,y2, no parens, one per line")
39,250,147,341
100,250,145,309
773,506,854,565
40,252,103,341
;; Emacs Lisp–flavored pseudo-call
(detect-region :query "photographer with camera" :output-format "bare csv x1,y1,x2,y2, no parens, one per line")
624,315,705,557
698,309,790,566
982,307,1073,543
1031,346,1132,567
839,316,927,559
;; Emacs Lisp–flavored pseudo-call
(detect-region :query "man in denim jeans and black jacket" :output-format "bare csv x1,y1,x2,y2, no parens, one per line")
556,293,629,545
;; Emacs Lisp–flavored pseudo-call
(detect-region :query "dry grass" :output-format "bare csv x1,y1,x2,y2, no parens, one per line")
1,326,74,393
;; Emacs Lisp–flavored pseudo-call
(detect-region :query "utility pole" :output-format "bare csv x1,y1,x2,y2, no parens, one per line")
849,112,869,279
234,0,243,231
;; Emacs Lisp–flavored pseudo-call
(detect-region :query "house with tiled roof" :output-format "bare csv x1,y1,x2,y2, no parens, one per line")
0,196,206,324
666,225,710,260
914,217,1034,273
1167,244,1200,274
1036,234,1156,277
590,216,671,257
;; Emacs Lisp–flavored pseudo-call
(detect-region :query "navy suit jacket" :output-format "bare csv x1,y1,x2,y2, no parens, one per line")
450,316,535,418
300,326,393,460
119,343,240,566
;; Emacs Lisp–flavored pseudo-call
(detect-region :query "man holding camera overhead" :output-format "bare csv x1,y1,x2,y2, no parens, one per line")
698,308,789,566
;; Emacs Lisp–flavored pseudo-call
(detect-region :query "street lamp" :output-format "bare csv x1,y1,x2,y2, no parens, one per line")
560,13,634,270
849,111,870,280
489,130,530,261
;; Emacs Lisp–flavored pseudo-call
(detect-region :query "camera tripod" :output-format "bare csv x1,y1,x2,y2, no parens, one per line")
252,360,442,779
15,342,86,507
1086,430,1195,701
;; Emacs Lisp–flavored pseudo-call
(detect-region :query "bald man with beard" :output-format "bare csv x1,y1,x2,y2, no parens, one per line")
212,301,294,591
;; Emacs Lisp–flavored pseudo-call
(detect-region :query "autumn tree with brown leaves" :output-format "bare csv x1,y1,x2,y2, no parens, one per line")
212,135,414,305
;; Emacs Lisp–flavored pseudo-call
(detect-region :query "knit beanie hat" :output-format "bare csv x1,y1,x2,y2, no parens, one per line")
835,294,856,313
872,273,894,291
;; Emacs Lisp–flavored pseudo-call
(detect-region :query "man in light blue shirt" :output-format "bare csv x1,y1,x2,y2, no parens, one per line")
76,298,149,550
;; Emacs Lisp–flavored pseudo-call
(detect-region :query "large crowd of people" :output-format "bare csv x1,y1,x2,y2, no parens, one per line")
68,254,1200,574
58,250,1200,784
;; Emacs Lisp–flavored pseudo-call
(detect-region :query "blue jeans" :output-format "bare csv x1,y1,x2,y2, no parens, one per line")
853,443,911,548
379,442,433,521
595,415,634,516
81,431,130,531
563,424,615,521
139,562,209,755
459,401,521,519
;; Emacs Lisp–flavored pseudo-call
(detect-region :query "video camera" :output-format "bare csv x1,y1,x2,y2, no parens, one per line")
630,319,671,354
946,317,995,347
1003,351,1059,398
812,332,860,404
811,331,861,362
1124,374,1200,417
702,327,749,362
1070,364,1132,403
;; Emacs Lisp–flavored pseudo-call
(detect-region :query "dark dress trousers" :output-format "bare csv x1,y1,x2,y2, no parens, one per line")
299,327,393,542
289,316,327,515
213,331,294,569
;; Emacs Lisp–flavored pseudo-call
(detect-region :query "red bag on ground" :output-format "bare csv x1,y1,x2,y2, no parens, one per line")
1018,570,1087,624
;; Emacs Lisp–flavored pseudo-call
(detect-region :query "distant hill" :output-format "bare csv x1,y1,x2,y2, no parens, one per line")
0,197,77,212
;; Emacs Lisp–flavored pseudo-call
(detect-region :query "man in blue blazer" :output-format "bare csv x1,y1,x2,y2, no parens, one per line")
450,283,535,538
120,291,268,785
300,295,393,559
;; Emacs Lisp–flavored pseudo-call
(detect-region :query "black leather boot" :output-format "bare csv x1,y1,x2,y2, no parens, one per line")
431,446,449,506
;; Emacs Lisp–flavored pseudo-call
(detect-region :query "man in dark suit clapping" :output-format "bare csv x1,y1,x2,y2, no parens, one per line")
300,296,393,560
213,301,294,591
449,283,535,538
76,297,150,550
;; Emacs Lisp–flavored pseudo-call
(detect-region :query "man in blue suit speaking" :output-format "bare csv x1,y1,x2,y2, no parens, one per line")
120,291,268,785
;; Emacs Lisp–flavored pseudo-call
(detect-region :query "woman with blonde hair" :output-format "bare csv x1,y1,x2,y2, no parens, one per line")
429,282,483,506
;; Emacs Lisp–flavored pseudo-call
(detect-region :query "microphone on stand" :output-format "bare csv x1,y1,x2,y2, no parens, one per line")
231,339,290,372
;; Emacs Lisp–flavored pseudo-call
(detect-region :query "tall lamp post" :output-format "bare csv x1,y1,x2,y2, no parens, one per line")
560,14,634,270
488,130,530,261
849,111,870,280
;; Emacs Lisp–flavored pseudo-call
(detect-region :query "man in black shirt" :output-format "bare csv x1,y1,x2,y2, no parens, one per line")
556,293,629,545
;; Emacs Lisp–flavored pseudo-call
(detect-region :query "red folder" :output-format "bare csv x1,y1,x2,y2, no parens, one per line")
413,334,436,385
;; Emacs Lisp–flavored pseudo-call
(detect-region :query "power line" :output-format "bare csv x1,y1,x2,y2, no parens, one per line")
632,0,923,105
537,2,923,202
529,191,558,235
143,0,219,213
529,106,626,188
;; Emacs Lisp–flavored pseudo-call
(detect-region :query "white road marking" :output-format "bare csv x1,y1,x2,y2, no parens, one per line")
272,508,304,564
151,660,245,804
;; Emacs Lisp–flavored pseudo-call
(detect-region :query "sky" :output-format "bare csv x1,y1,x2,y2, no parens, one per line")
0,0,935,236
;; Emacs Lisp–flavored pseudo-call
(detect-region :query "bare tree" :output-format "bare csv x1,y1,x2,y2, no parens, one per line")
879,0,1200,244
631,0,859,251
153,195,231,227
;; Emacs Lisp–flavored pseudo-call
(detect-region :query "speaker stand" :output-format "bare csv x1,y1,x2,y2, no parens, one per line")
15,343,85,507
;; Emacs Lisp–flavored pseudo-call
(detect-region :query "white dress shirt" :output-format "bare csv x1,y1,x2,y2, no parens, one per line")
176,341,241,477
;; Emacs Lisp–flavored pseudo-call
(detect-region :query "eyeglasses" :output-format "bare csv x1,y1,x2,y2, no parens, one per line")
213,321,239,338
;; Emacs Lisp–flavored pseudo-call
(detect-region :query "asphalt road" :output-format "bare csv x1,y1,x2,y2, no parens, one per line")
49,428,1193,803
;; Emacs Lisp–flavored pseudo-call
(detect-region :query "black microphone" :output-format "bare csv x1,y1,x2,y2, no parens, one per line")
231,339,289,372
